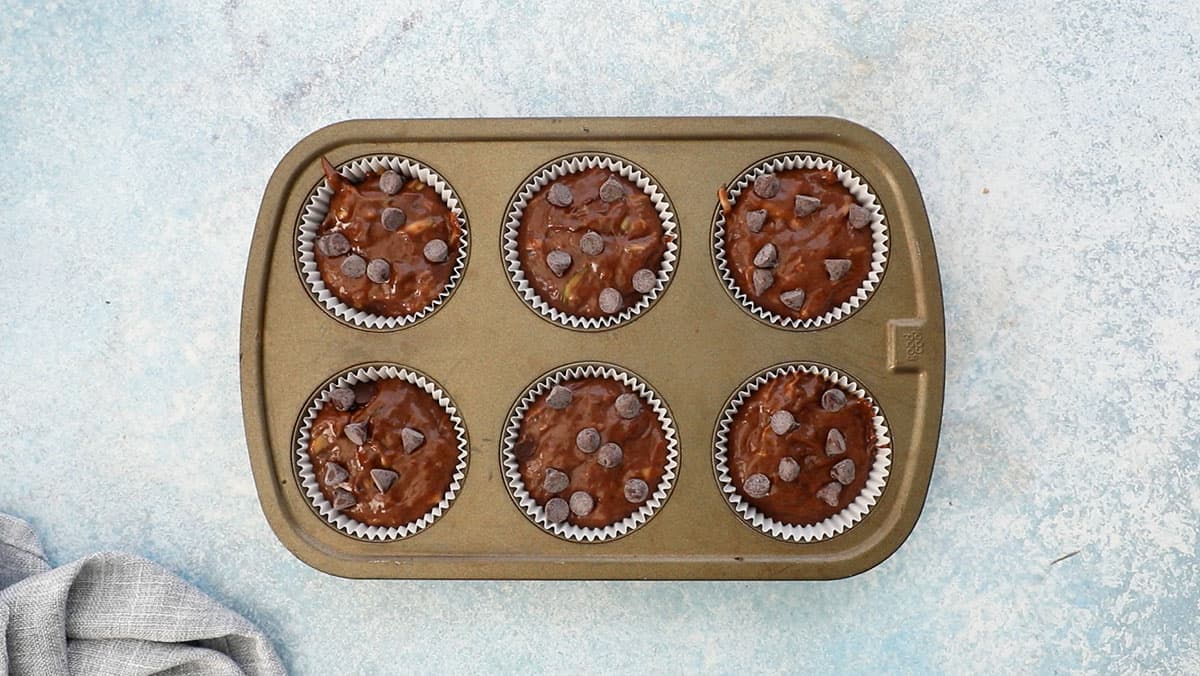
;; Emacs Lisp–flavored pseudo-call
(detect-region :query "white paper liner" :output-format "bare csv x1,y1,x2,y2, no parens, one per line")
502,154,679,330
501,363,680,542
712,153,889,330
296,155,470,330
294,364,469,541
713,363,892,542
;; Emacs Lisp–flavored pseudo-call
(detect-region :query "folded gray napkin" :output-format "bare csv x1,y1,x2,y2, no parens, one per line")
0,514,284,676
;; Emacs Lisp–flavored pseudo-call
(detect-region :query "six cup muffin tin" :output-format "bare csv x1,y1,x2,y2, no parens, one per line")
240,116,945,580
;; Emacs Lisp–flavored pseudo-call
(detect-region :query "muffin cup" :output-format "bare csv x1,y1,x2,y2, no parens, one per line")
713,363,892,542
296,154,470,330
712,153,889,330
501,362,680,542
502,154,679,330
294,364,469,541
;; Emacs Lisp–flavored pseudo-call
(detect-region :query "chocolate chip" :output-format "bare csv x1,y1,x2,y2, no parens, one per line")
825,258,852,282
331,488,356,511
343,422,369,445
599,175,625,202
826,428,847,455
381,207,406,231
366,258,391,283
780,289,806,311
328,387,355,412
596,442,623,468
340,254,366,278
746,209,768,233
831,458,856,485
353,381,377,405
753,243,778,268
401,427,425,453
545,497,570,523
599,287,622,314
743,473,771,499
816,481,842,507
546,249,572,277
569,491,594,516
575,427,601,453
769,410,795,435
752,268,774,296
615,392,641,419
542,468,569,494
778,457,801,482
513,439,536,460
423,239,449,264
546,183,573,207
753,173,780,199
794,194,821,217
624,478,649,504
632,268,657,294
323,462,348,486
821,388,847,412
379,170,403,195
849,204,870,229
317,232,351,257
547,385,573,410
370,468,398,493
580,230,604,256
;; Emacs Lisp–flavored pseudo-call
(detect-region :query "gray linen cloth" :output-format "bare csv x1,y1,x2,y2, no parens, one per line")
0,514,285,675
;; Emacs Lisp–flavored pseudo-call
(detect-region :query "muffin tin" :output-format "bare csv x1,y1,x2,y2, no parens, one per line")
240,116,944,579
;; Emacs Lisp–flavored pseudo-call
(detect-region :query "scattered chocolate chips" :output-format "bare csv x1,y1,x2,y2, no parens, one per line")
816,481,842,507
753,173,780,199
615,392,642,419
317,232,350,257
632,268,657,294
328,387,355,412
546,182,573,207
343,422,369,446
753,243,778,268
542,468,569,494
743,473,771,499
575,427,601,453
825,258,852,282
794,194,821,217
401,427,425,453
546,249,572,277
340,254,366,278
423,239,449,264
624,478,649,504
580,230,604,256
381,207,406,231
379,170,403,195
547,385,573,410
331,488,357,511
831,458,856,485
599,175,625,202
752,268,774,296
598,287,622,314
746,208,768,233
370,468,398,493
778,456,801,482
512,439,536,460
780,289,806,311
569,491,595,517
849,204,870,229
821,388,847,412
323,462,349,486
353,381,377,405
545,497,570,523
769,410,795,435
366,258,391,283
826,428,847,456
596,442,623,468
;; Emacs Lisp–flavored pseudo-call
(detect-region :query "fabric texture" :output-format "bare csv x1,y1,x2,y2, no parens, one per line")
0,514,285,676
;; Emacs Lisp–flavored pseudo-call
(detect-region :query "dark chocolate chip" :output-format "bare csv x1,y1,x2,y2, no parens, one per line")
381,207,406,231
743,473,771,499
401,427,425,453
778,457,801,482
323,462,349,486
752,268,774,296
370,468,398,493
596,442,623,468
546,183,573,207
624,478,650,504
343,422,369,445
753,173,780,199
599,175,625,202
615,393,642,419
569,491,595,516
328,387,355,412
794,194,821,217
545,497,570,523
423,239,449,264
576,427,601,453
542,468,569,494
831,458,856,485
317,232,351,257
331,488,356,511
821,388,847,412
598,287,622,314
353,381,377,405
546,249,572,277
513,439,536,460
753,243,778,268
780,289,806,311
826,428,847,456
849,204,870,229
379,170,403,195
746,209,768,233
825,258,852,282
580,230,604,256
769,410,795,435
546,385,573,410
816,481,842,507
340,254,366,278
366,258,391,283
632,268,657,294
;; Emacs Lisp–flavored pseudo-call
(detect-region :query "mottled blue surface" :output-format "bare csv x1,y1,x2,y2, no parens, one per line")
2,1,1199,673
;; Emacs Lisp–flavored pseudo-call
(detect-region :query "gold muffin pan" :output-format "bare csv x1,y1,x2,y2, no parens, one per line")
240,117,944,579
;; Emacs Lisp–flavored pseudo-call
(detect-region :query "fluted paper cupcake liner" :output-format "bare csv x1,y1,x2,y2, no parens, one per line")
713,153,889,330
502,154,679,330
297,155,469,330
295,364,469,541
501,363,680,542
713,363,892,542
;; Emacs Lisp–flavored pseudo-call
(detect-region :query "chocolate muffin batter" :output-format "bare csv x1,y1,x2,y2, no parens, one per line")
517,167,669,317
314,158,461,317
308,378,461,527
727,371,877,525
515,378,668,528
724,169,873,320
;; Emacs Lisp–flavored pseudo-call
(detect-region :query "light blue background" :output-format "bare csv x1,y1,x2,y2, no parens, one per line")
2,1,1198,673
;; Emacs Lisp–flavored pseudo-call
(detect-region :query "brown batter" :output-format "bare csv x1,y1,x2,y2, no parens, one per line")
516,378,668,528
315,158,461,317
724,169,872,319
727,371,877,525
517,167,669,317
308,378,461,527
